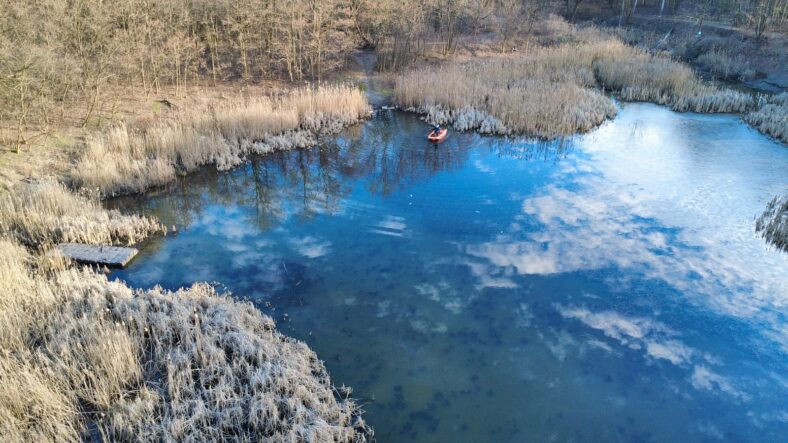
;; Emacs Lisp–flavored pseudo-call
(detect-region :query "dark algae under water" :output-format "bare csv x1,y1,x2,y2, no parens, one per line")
112,104,788,442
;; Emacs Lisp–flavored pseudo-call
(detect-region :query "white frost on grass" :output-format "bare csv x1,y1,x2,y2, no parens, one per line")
413,105,511,135
0,240,368,441
74,86,371,197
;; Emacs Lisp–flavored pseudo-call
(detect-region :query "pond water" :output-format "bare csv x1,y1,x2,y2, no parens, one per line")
112,104,788,442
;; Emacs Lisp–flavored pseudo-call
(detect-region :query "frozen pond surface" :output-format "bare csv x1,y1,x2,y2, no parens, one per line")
112,104,788,442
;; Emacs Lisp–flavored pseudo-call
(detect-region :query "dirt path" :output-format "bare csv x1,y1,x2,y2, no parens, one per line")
352,50,390,108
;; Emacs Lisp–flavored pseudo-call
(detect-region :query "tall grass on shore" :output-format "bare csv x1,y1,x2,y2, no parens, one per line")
695,49,755,81
394,44,618,138
0,240,368,441
1,84,371,442
591,43,753,113
0,180,163,248
73,86,371,197
756,195,788,252
0,126,370,441
395,25,753,138
745,92,788,143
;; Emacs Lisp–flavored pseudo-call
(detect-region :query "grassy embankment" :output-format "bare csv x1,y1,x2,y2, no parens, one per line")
613,25,787,144
393,20,787,140
0,86,371,441
611,25,760,83
74,86,370,196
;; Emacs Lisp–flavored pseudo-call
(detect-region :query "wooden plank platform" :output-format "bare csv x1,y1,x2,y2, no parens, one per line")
55,243,139,267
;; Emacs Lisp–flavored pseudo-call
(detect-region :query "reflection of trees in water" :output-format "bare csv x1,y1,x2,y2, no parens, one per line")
118,113,474,232
114,113,571,234
107,177,208,229
336,111,472,196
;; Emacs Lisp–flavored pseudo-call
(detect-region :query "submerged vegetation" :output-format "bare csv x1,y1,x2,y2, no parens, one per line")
756,195,788,252
74,86,370,196
395,22,756,138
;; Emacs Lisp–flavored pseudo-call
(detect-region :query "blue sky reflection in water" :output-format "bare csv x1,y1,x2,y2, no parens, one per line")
112,103,788,442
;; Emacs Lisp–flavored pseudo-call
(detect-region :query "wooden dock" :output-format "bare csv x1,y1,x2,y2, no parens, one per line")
55,243,139,268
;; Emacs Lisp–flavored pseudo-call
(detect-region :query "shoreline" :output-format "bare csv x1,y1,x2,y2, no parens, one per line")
1,8,785,439
0,85,374,442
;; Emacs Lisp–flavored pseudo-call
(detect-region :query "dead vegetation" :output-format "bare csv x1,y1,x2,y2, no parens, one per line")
0,87,371,441
395,43,618,138
695,49,756,81
0,165,370,441
612,26,759,83
0,240,368,442
395,21,754,138
73,86,371,196
0,180,163,248
756,195,788,252
745,92,788,143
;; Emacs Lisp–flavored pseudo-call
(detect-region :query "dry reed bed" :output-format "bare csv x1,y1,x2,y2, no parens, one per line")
745,92,788,144
74,86,371,197
0,240,367,441
394,44,618,138
0,85,373,440
0,180,163,249
395,34,755,138
756,195,788,252
695,49,755,81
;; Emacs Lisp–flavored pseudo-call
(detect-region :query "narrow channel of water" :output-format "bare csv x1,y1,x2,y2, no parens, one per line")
112,104,788,442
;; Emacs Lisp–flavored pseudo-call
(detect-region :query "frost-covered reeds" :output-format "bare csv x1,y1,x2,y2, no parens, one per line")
74,86,371,196
394,43,618,138
591,42,753,113
0,85,372,440
0,239,368,441
395,26,754,138
0,179,163,248
745,92,788,143
756,195,788,252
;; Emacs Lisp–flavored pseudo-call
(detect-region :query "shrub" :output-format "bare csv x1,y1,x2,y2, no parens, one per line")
756,195,788,252
745,93,788,143
696,49,755,80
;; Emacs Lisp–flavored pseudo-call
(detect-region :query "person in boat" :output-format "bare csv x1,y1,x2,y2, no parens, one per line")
430,124,442,137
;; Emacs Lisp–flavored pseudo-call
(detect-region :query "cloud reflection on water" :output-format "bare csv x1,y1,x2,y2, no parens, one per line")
458,104,788,407
461,105,788,350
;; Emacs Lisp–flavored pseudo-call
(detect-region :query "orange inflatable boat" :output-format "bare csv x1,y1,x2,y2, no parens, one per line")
428,128,448,143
